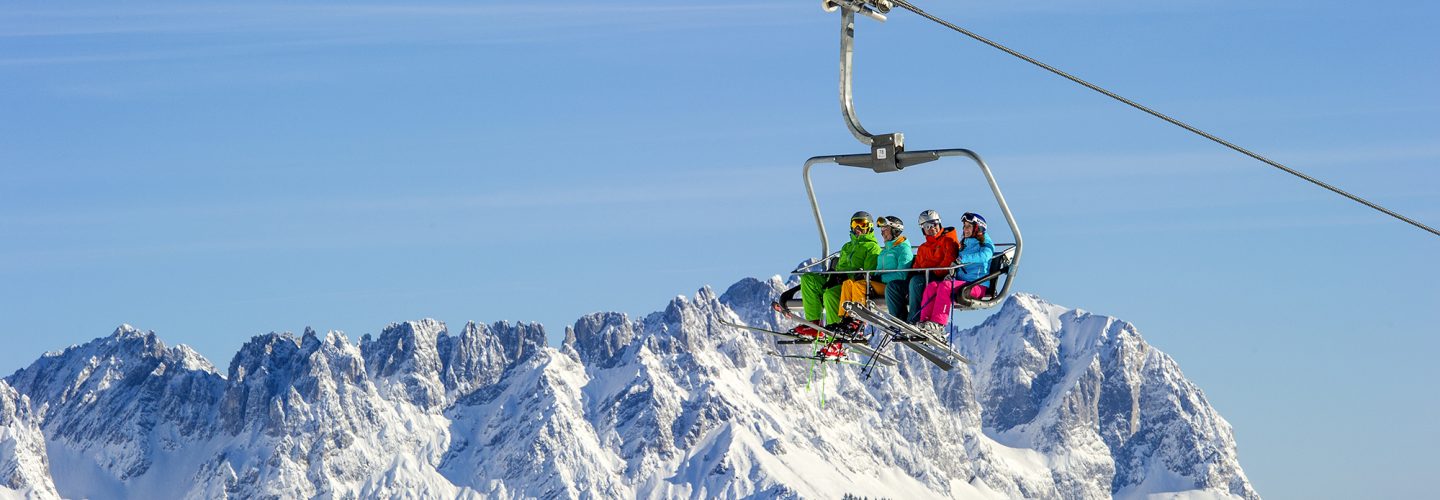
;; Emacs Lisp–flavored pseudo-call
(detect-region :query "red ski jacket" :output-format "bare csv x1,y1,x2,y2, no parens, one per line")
912,227,960,279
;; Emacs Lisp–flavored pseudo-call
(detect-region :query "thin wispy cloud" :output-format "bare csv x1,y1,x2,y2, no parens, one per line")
0,3,807,69
3,3,798,21
0,164,794,229
0,167,798,272
0,35,401,66
0,3,804,40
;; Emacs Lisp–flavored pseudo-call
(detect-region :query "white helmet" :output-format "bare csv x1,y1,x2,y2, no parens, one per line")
878,215,904,234
918,210,941,228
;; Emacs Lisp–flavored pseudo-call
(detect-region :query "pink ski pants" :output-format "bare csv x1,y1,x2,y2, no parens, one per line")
917,280,987,325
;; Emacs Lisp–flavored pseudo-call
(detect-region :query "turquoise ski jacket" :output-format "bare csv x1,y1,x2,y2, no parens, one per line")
875,236,913,283
956,233,995,283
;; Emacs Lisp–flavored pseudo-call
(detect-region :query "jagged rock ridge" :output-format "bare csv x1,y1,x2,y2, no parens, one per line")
0,278,1257,499
0,380,58,499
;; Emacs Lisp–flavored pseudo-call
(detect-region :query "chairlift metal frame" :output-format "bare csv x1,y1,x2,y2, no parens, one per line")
783,1,1024,313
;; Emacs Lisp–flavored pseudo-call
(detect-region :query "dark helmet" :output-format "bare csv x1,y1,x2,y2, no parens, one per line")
849,211,874,233
961,212,987,233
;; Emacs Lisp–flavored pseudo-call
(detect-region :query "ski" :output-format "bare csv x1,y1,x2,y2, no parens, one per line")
767,351,865,366
899,337,954,371
766,302,867,344
865,323,953,371
845,302,971,365
721,320,896,366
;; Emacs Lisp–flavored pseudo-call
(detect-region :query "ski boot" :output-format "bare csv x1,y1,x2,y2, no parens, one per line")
917,321,945,338
789,324,822,339
833,317,866,341
818,341,847,360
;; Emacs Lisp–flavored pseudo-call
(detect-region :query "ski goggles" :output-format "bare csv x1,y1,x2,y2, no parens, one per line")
920,220,941,230
850,219,872,231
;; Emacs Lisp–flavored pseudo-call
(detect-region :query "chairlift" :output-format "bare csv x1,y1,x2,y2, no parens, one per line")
778,0,1024,316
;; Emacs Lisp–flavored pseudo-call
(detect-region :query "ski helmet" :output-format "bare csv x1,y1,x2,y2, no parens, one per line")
849,211,874,233
879,215,904,235
961,212,987,233
918,209,941,228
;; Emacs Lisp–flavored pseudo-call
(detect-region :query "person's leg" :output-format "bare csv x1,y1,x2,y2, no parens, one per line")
966,282,988,299
919,281,942,324
800,273,825,322
907,274,926,323
838,279,866,318
821,285,843,325
921,279,956,327
885,280,907,319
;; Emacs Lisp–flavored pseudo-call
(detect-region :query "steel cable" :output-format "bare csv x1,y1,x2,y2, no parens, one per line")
888,0,1438,237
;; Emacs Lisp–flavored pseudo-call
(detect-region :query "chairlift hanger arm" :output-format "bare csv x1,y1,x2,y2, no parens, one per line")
826,1,912,172
837,6,873,145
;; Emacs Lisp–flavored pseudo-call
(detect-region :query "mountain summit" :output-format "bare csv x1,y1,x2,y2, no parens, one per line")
0,277,1257,499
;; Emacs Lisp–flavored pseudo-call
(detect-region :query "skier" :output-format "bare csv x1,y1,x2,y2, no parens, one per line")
874,216,914,319
795,211,882,342
914,212,994,335
953,212,996,299
906,210,960,328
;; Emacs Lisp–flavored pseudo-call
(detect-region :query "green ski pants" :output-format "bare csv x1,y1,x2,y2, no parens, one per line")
800,272,842,325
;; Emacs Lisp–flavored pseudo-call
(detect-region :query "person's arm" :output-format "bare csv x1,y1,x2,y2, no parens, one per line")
958,238,990,265
936,233,962,278
834,243,856,272
862,244,882,282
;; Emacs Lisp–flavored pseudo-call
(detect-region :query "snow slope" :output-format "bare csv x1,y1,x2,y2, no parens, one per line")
0,278,1257,499
0,380,58,499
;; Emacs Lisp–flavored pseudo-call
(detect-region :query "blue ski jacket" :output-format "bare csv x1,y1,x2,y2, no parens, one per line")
955,233,995,283
875,236,913,284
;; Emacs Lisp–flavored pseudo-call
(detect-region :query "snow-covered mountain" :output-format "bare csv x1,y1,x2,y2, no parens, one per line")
0,277,1258,499
0,380,58,499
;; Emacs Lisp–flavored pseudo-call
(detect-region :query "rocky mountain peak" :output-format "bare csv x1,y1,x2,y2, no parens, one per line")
0,279,1257,499
0,380,59,498
362,319,447,380
491,320,546,368
565,312,634,369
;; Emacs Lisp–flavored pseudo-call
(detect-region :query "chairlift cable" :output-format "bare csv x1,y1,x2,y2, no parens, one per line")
888,0,1438,238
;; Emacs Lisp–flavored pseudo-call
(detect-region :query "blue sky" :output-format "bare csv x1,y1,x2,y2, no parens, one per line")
2,1,1436,497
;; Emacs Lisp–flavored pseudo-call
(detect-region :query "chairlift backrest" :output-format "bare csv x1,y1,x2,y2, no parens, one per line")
984,252,1010,297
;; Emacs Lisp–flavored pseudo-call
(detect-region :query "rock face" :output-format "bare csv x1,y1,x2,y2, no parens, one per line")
0,380,58,498
954,294,1257,499
0,278,1258,499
